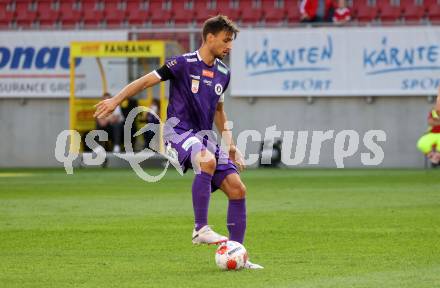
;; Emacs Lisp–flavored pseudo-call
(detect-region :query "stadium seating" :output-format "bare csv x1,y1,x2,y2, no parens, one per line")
216,0,241,22
15,0,37,28
425,0,440,22
104,1,127,28
352,0,379,22
0,2,15,28
2,0,439,29
82,0,105,28
194,1,218,24
59,0,82,28
263,0,287,24
173,0,195,26
37,0,59,28
286,0,301,23
378,0,403,22
149,0,173,26
401,0,426,22
126,0,149,27
240,0,264,24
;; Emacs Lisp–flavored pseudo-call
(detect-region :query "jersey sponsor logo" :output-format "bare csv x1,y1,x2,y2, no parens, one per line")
186,58,197,62
182,136,201,151
214,83,223,95
189,74,200,80
166,59,177,68
217,64,228,75
203,79,212,86
202,69,214,78
191,79,200,93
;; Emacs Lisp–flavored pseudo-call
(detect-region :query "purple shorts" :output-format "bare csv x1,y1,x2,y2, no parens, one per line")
165,130,238,192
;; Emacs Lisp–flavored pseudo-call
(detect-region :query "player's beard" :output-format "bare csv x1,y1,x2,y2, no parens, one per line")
216,51,228,60
211,47,225,60
214,51,224,60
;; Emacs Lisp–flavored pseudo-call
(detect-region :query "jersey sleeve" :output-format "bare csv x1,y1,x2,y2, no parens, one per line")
218,93,225,103
154,56,186,81
218,72,231,103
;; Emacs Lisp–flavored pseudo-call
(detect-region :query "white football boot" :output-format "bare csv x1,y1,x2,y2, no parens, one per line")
192,225,228,245
244,260,264,269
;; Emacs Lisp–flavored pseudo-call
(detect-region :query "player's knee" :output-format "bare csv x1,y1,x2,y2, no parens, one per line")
203,158,217,174
228,182,246,200
196,150,217,174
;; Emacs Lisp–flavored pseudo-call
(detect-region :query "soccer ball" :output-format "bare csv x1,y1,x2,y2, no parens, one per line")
215,241,248,270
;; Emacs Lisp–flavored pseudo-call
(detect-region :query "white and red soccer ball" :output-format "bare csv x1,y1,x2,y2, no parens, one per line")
215,241,248,270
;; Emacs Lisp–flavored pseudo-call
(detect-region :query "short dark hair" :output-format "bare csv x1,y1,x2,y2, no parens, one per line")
202,15,239,41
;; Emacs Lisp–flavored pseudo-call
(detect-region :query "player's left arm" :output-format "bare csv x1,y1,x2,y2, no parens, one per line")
436,86,440,113
214,102,245,171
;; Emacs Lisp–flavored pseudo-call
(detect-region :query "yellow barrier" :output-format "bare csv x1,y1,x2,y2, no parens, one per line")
69,40,167,152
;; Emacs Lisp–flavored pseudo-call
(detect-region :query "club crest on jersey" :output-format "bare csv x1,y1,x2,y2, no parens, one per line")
191,79,200,93
214,83,223,95
202,69,214,78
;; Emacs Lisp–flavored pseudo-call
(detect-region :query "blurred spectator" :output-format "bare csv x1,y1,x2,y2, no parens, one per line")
332,0,351,24
141,98,161,150
120,98,138,148
417,108,440,165
300,0,334,23
96,92,124,152
436,86,440,114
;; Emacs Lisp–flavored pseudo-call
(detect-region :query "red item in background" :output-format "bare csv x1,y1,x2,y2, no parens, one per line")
300,0,333,20
333,7,351,22
428,111,440,133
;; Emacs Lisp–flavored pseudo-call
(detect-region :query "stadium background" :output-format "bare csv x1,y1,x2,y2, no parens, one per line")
1,1,440,288
0,0,439,168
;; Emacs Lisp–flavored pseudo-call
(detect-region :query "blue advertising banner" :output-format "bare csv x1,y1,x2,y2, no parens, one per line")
231,27,440,96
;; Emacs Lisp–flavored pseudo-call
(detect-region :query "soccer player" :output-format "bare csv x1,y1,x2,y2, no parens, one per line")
94,15,263,269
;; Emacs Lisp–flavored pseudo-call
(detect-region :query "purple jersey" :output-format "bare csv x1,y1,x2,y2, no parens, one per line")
154,51,230,133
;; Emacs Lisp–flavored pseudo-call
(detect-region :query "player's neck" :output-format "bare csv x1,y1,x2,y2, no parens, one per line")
198,46,215,67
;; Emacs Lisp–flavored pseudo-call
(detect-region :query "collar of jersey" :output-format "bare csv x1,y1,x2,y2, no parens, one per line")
196,50,215,69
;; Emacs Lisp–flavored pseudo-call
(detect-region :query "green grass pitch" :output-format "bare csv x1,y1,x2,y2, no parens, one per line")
0,168,439,288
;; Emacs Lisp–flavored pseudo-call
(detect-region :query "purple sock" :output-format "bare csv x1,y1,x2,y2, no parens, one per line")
227,199,247,244
192,171,213,231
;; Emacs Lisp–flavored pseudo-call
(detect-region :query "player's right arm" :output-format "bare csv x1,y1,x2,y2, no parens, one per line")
94,72,161,119
94,56,182,119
